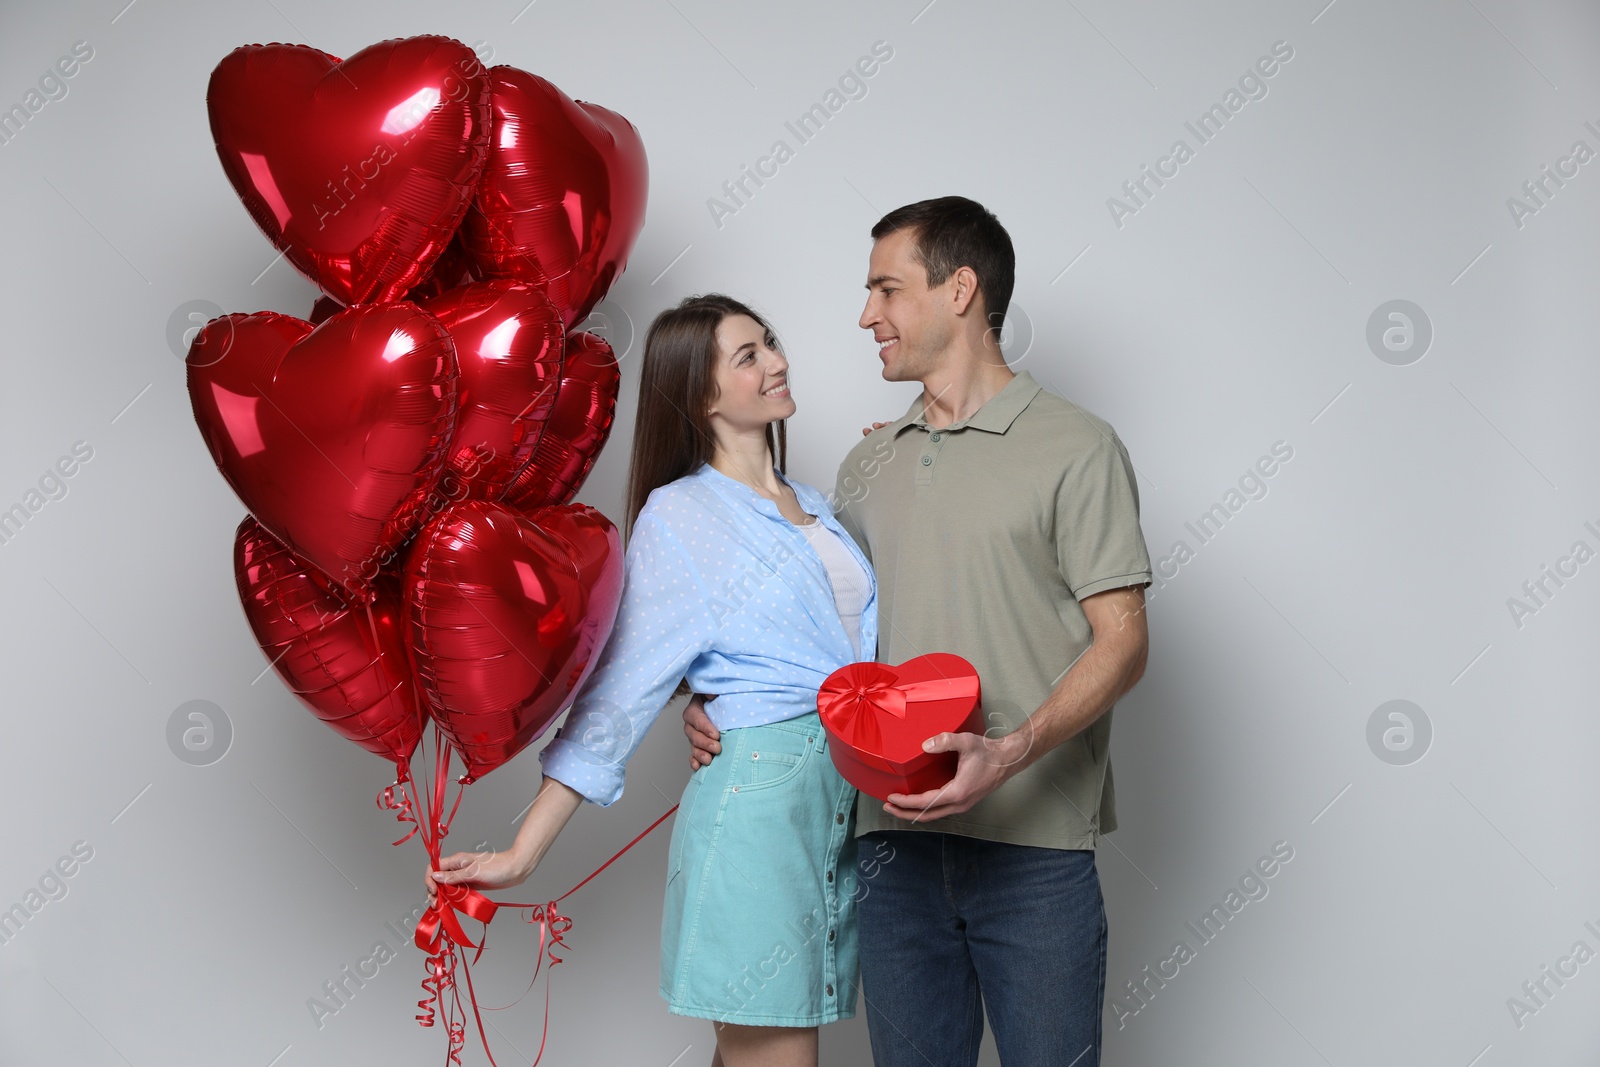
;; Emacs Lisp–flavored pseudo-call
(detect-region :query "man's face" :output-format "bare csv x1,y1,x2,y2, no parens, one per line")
859,229,954,382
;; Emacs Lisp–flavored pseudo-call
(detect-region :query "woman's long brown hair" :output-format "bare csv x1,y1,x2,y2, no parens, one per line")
623,294,787,541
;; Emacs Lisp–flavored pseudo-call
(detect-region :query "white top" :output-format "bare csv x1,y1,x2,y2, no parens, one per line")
795,513,871,660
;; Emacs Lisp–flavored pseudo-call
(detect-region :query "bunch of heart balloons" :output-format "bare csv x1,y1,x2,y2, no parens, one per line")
189,32,646,785
188,33,647,1063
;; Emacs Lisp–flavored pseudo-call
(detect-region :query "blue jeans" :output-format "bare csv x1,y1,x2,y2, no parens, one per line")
856,831,1107,1067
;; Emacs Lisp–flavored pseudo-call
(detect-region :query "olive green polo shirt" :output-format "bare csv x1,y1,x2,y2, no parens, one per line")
833,369,1152,850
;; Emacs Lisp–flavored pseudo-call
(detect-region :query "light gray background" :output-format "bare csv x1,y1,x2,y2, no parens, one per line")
2,0,1598,1064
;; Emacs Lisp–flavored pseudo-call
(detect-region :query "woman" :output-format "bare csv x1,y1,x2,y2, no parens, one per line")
427,294,877,1067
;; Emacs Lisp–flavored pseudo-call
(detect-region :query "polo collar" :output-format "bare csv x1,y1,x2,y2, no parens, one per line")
888,370,1042,437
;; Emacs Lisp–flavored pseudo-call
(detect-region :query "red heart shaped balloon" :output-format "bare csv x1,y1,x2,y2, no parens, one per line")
207,36,491,306
421,281,566,500
307,233,481,324
503,331,620,509
187,303,458,601
403,501,624,781
234,517,424,773
818,653,984,800
459,67,648,327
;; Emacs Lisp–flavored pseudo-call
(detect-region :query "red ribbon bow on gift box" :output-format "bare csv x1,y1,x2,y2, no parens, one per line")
818,660,981,756
817,654,984,799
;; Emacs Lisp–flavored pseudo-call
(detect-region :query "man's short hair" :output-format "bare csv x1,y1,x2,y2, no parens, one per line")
871,196,1015,327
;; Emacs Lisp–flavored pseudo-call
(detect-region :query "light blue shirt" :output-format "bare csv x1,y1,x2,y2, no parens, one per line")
539,462,880,806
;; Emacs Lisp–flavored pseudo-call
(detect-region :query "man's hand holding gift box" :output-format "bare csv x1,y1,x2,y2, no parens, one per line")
817,653,996,810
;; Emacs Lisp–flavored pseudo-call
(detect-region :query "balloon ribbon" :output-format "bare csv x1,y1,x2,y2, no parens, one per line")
390,731,678,1067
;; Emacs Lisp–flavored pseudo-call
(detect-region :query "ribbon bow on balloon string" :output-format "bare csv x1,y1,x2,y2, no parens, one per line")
412,878,516,1067
378,727,678,1067
410,877,571,1067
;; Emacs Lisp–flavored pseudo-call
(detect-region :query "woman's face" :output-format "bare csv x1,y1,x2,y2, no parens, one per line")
707,313,794,434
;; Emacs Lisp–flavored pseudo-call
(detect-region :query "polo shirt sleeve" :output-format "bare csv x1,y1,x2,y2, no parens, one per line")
1055,432,1153,601
539,510,717,807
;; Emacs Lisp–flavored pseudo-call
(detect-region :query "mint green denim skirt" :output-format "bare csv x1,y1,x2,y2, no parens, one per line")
659,711,861,1026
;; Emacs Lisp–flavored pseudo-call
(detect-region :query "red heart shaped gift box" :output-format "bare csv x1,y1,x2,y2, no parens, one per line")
817,653,983,801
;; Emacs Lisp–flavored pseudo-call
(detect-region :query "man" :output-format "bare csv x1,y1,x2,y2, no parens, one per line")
685,196,1151,1066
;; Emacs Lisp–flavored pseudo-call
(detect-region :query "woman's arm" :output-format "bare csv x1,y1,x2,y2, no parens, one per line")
535,509,717,807
425,775,584,905
425,505,717,901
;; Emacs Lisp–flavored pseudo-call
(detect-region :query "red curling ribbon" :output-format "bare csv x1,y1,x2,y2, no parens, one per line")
376,781,422,846
485,801,678,1066
410,783,681,1067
